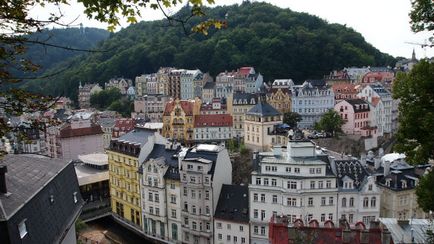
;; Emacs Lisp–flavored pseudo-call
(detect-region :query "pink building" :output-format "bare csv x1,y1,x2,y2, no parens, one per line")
46,112,104,160
361,68,394,84
334,99,377,137
332,82,358,104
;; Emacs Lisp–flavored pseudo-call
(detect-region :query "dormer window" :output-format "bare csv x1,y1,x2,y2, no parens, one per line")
401,180,407,189
385,179,391,187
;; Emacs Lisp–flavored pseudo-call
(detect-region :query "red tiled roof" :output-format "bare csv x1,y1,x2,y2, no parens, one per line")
163,100,194,116
59,124,103,138
332,83,357,94
194,114,233,127
239,67,253,76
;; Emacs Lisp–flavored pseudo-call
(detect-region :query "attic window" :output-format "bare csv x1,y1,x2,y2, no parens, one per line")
73,192,78,203
401,180,407,189
18,219,28,239
385,179,391,187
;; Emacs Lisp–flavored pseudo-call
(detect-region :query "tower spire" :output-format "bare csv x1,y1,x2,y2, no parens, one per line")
412,48,416,60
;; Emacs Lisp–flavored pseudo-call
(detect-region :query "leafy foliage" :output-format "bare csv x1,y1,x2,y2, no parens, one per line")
283,112,302,128
314,109,344,137
393,60,434,164
90,87,122,109
107,99,133,117
416,169,434,212
409,0,434,33
25,2,396,101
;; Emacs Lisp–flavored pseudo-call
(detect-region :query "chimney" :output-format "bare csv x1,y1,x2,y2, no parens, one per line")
0,165,7,194
360,152,367,166
384,160,391,176
329,156,337,175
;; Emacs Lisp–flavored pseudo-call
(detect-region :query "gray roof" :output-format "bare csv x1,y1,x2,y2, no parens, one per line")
214,184,249,223
98,117,115,128
379,218,430,244
203,82,216,90
246,101,281,117
335,160,369,190
0,154,71,220
146,144,181,180
114,128,155,146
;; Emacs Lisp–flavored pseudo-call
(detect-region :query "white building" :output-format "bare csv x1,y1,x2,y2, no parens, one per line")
193,114,233,143
181,69,203,100
249,138,338,244
179,144,232,244
291,81,335,128
214,184,249,244
141,142,183,243
357,83,393,135
271,79,294,89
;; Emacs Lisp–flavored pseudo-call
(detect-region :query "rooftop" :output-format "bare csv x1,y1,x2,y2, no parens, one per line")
59,124,103,138
78,153,108,166
0,154,71,220
112,128,155,146
74,163,109,186
246,100,281,117
214,184,249,223
194,114,233,127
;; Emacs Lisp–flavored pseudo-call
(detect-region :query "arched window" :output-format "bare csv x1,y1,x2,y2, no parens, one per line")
342,198,347,207
363,197,369,208
349,197,354,207
371,197,376,207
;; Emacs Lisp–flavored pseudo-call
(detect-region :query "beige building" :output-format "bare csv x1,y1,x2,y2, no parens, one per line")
244,97,282,151
227,92,258,139
78,82,103,109
266,87,292,114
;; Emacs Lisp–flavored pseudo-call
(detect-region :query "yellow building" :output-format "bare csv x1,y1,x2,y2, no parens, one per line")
266,87,292,113
108,128,162,230
162,98,201,144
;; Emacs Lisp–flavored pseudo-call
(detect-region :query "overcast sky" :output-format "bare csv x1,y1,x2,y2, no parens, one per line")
30,0,433,59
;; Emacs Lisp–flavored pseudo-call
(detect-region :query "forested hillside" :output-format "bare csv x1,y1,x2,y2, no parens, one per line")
23,2,396,100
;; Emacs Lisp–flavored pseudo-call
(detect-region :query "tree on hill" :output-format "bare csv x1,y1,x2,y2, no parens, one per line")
90,88,122,109
416,169,434,213
314,110,344,137
393,60,434,164
283,112,302,128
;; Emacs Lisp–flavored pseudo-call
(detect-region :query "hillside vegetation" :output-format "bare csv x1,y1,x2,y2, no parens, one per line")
23,2,396,100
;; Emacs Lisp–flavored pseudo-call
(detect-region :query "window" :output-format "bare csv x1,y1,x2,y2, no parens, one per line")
287,198,296,206
206,206,210,215
295,168,300,173
242,237,246,243
349,214,354,223
363,197,369,208
318,181,323,189
190,176,196,183
171,209,177,218
329,197,334,205
149,206,154,214
261,210,266,220
183,187,187,196
342,198,347,207
326,180,332,188
321,214,326,222
272,195,278,203
227,224,231,230
309,168,315,174
218,234,222,240
286,167,291,173
172,223,178,241
155,193,159,203
256,178,261,185
328,213,333,220
349,197,354,207
187,164,193,170
240,226,244,232
227,235,231,241
253,193,258,202
371,197,376,207
171,195,176,204
261,226,266,236
310,181,315,189
148,192,153,201
261,194,265,202
308,197,313,206
73,192,78,203
254,226,259,234
368,184,373,191
234,236,238,243
192,221,197,230
288,181,297,189
191,190,196,199
217,222,222,229
254,209,258,218
264,178,269,185
192,205,196,214
170,182,176,189
316,168,322,174
156,208,160,215
272,179,277,186
18,219,27,239
321,197,326,206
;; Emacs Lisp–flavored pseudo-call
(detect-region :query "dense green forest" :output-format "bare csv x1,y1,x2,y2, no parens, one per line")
23,2,396,100
10,27,109,83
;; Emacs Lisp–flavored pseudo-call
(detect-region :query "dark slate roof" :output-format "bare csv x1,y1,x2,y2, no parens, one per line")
369,83,391,96
246,101,281,117
113,128,155,146
335,160,369,190
146,144,181,180
214,184,249,223
0,154,71,220
184,147,219,179
345,99,370,112
376,164,430,191
203,82,216,89
232,92,258,105
306,79,326,87
98,117,115,128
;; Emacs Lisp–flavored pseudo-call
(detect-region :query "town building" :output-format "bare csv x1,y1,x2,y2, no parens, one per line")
136,73,157,96
214,184,250,244
266,87,292,114
332,82,358,104
357,83,393,136
112,118,136,138
227,92,259,139
0,154,83,244
46,112,104,160
168,69,185,99
75,153,110,221
194,73,213,99
105,78,132,95
156,67,174,96
140,142,182,243
395,49,418,72
334,99,377,137
271,79,294,89
181,69,203,100
365,152,430,219
193,114,233,143
78,82,103,108
323,70,351,85
361,67,394,85
249,138,338,244
232,67,263,94
98,117,115,149
202,82,216,104
244,96,282,151
162,98,201,145
108,128,166,232
269,215,392,244
343,67,370,83
291,81,334,128
133,94,170,122
200,98,227,115
180,144,232,244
